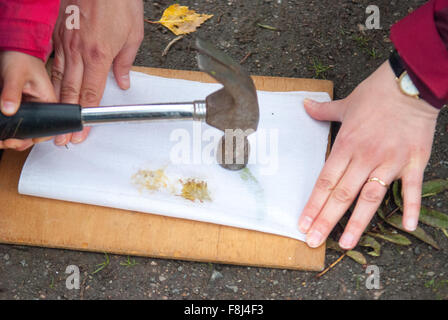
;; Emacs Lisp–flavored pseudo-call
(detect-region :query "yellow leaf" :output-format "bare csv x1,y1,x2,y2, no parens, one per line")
149,4,213,36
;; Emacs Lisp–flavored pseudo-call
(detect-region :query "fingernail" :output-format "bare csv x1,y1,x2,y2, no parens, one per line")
71,132,84,144
339,232,355,249
54,135,67,146
299,216,313,233
121,74,130,89
303,98,316,107
1,101,17,115
306,230,323,248
404,217,418,231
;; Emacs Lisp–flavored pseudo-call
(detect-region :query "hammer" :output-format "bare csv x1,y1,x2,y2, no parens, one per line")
0,38,259,170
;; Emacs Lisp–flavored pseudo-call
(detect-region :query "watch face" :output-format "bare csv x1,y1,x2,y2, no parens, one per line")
399,72,420,97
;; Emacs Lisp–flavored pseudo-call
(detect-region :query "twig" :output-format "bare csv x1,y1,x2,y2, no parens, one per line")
385,206,400,219
316,252,346,278
240,52,252,64
162,35,184,57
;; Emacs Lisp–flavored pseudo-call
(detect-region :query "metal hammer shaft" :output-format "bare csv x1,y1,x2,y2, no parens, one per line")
82,101,206,126
0,101,206,140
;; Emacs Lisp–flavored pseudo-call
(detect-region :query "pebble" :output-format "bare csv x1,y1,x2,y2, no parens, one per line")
414,247,421,255
159,276,167,282
210,270,223,281
226,285,238,293
427,271,435,277
4,253,9,261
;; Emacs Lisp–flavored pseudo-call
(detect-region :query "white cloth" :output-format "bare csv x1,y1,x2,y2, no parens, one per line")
18,71,330,241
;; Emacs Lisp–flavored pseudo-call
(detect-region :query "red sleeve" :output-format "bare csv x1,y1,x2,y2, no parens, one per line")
0,0,60,62
390,0,448,109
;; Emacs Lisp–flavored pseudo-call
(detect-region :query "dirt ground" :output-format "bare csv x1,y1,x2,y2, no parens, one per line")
1,0,448,300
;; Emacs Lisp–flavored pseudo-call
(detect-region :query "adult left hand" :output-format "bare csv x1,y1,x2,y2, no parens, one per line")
51,0,144,145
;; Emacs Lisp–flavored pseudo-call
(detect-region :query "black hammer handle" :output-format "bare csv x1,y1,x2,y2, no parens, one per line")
0,102,83,140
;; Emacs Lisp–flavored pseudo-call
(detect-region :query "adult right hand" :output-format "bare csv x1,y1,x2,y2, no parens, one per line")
51,0,144,146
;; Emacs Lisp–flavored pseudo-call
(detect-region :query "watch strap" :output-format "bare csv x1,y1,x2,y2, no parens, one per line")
389,50,405,78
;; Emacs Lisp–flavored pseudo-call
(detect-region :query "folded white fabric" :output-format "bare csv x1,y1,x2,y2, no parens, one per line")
18,71,330,242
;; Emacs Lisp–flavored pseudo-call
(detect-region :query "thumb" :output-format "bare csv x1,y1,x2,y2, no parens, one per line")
303,98,346,122
1,71,27,116
112,44,138,90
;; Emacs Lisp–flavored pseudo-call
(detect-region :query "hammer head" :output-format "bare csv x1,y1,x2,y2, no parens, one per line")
195,38,259,170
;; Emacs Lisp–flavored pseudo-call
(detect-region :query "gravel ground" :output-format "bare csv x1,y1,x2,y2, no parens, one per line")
1,0,447,300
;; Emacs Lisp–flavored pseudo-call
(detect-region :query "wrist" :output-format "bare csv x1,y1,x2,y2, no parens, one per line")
389,50,446,110
382,61,440,118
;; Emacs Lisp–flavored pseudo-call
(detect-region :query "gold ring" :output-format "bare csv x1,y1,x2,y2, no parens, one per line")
367,177,389,188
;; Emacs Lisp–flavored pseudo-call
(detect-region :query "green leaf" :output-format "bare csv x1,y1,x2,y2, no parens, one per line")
368,231,411,246
326,239,367,265
359,235,381,256
422,179,448,198
381,213,439,249
391,181,448,229
392,181,403,209
346,250,367,265
419,206,448,229
326,238,343,252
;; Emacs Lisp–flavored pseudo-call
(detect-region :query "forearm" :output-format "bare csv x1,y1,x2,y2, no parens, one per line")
390,0,448,109
0,0,61,61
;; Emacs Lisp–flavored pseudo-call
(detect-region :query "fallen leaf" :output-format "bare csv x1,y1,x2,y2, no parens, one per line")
326,239,367,265
257,23,279,31
419,206,448,229
392,181,403,209
346,250,367,265
148,4,213,35
393,181,448,229
422,179,448,198
359,235,381,256
378,208,439,249
368,231,411,246
326,238,342,252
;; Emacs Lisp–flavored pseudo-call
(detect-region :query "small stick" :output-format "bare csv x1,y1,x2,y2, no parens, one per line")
385,206,400,219
162,35,184,57
240,52,252,64
316,252,346,278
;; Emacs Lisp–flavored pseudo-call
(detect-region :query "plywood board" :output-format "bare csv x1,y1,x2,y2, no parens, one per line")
0,67,333,271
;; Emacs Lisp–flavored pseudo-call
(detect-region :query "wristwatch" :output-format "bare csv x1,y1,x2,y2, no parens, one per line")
389,50,420,99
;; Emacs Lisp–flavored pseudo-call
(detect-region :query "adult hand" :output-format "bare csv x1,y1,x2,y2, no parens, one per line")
0,51,57,150
51,0,144,145
298,61,440,250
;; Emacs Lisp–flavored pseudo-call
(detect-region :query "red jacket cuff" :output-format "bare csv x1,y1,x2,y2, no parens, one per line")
390,0,448,109
0,0,60,62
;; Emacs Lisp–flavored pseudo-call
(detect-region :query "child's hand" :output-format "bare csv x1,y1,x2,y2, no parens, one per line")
0,51,57,150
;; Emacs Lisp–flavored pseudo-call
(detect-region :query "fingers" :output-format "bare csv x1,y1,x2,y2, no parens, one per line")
305,161,371,248
56,48,84,146
0,68,27,116
2,138,34,151
303,98,347,122
401,167,425,232
69,55,111,144
339,167,397,249
299,145,351,233
51,43,65,99
113,43,139,90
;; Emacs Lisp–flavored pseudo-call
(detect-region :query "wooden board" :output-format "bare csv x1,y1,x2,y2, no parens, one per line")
0,67,333,271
